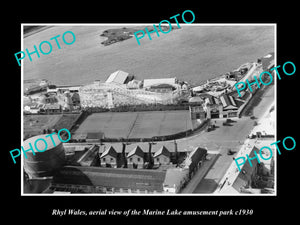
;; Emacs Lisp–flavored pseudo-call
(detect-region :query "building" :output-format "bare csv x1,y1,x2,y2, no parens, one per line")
47,166,166,193
44,103,61,113
25,85,46,95
86,131,104,142
203,94,223,119
63,91,73,111
225,71,240,80
105,70,130,84
188,97,206,129
143,78,178,92
39,79,49,87
71,133,88,142
153,146,171,166
258,52,275,71
100,146,118,168
127,146,144,169
77,145,99,167
148,83,176,93
24,103,44,114
127,79,142,89
217,146,263,194
183,147,207,178
219,94,238,117
163,167,189,193
71,92,80,105
47,85,81,94
201,93,240,119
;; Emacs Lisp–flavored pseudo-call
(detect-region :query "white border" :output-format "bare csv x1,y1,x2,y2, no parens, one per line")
21,23,277,196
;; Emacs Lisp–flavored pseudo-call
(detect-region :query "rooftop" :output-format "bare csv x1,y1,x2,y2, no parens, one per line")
105,70,129,84
143,78,177,88
153,146,171,158
127,146,144,158
100,146,118,158
53,166,166,192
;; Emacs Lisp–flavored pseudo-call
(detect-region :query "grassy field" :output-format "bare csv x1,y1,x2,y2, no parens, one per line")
24,114,62,138
24,114,80,139
23,25,274,86
73,110,191,139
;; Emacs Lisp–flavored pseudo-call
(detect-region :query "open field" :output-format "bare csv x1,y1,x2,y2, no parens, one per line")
24,114,80,139
23,25,274,86
24,114,62,138
73,110,191,139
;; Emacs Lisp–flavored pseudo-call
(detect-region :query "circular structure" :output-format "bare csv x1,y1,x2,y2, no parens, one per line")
23,134,65,178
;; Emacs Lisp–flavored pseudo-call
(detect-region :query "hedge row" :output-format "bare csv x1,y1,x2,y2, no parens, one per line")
82,103,190,113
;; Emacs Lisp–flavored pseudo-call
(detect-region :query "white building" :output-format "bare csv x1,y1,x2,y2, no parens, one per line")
143,78,177,88
105,70,130,84
163,168,189,194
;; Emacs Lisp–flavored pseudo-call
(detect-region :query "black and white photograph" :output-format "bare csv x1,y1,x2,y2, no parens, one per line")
21,23,276,195
3,4,298,224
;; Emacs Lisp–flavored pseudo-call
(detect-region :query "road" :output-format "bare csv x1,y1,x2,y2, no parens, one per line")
192,85,275,193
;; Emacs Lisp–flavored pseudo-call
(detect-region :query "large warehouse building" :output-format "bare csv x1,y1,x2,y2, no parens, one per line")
105,70,131,84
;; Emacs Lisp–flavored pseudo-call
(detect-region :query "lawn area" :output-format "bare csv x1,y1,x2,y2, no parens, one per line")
73,111,191,139
24,113,80,139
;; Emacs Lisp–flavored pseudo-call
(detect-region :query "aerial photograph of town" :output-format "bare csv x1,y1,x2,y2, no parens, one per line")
22,24,275,195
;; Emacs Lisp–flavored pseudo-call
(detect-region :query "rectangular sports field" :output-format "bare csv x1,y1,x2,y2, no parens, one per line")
74,110,192,139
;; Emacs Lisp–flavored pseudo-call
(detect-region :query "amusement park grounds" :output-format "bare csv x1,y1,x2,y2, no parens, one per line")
23,84,274,194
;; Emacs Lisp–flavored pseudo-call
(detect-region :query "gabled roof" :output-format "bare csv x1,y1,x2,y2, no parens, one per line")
105,70,129,84
220,94,238,110
205,94,220,105
100,146,117,158
127,146,144,158
153,146,170,158
184,147,207,167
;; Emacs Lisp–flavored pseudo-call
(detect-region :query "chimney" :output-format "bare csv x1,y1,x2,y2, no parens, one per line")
174,139,178,164
148,142,153,168
122,142,127,168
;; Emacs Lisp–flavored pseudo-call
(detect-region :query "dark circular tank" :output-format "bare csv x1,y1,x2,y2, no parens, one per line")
23,133,65,178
